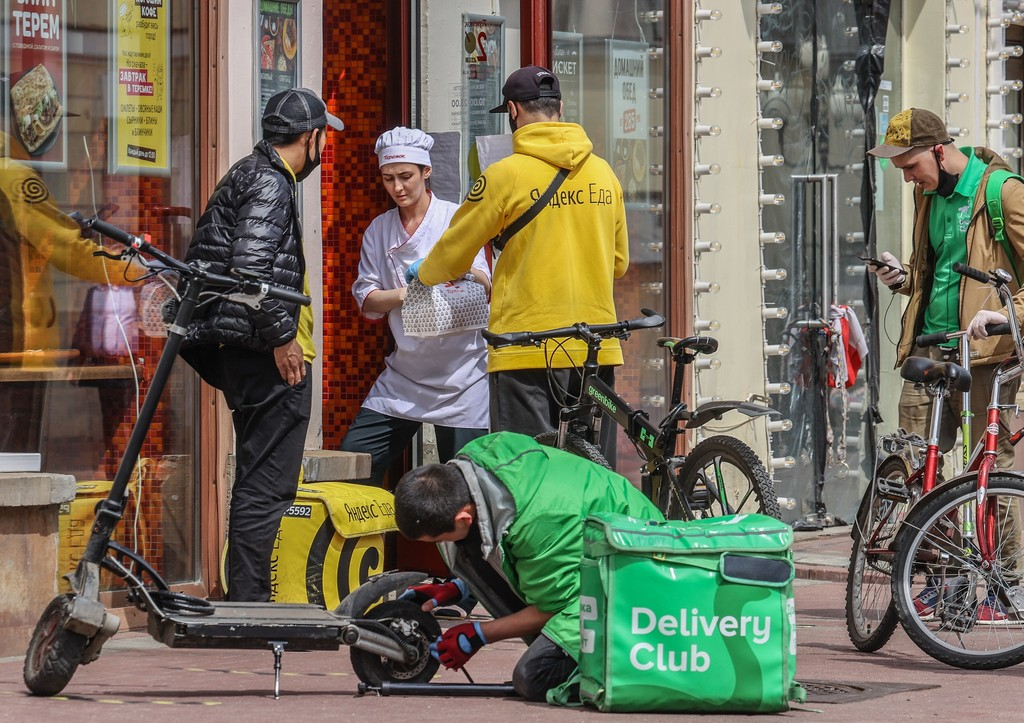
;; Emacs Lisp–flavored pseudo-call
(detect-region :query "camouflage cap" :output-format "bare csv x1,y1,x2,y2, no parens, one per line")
868,108,952,158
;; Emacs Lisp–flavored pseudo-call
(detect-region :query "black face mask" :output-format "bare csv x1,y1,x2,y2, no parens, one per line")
934,151,959,198
295,129,322,182
508,112,517,134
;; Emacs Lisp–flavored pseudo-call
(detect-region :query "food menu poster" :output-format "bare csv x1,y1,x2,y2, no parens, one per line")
3,0,67,169
256,0,299,140
607,40,649,203
460,14,502,192
111,0,170,176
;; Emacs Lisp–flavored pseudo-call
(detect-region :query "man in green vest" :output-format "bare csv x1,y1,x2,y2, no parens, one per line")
868,107,1024,618
393,431,662,702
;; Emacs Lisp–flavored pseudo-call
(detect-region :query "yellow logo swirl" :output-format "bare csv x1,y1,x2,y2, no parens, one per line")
466,175,487,202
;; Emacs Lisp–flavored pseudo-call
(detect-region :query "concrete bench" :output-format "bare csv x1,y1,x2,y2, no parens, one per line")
0,473,76,658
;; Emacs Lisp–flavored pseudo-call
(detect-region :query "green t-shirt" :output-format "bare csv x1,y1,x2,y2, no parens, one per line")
921,147,986,341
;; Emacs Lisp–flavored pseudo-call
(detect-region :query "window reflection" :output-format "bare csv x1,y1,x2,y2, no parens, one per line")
551,0,667,479
1,4,198,586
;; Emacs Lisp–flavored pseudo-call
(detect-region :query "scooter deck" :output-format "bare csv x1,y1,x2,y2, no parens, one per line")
149,601,346,650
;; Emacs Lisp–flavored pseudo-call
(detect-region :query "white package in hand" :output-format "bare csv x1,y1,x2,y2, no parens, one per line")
402,277,489,337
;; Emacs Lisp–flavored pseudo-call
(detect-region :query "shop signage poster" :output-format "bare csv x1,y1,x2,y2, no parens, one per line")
111,0,170,176
3,0,67,169
552,31,583,124
460,13,502,191
256,0,299,140
606,40,649,202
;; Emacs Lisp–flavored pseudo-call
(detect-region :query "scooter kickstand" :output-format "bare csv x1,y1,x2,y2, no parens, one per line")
269,640,287,699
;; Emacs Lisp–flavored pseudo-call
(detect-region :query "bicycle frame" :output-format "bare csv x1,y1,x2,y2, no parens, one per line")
584,376,665,460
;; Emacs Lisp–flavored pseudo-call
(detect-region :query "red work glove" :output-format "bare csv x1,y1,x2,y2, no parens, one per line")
399,578,469,609
434,622,487,670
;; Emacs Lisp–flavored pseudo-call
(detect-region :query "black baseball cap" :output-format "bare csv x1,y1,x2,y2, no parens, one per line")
488,66,561,113
262,87,344,134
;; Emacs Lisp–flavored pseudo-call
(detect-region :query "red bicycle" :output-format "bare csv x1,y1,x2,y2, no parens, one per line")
847,262,1024,666
886,264,1024,669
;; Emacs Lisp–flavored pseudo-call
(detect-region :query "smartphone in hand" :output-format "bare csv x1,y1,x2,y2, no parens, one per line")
859,256,903,274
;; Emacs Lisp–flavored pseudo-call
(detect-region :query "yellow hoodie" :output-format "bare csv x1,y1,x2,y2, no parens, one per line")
1,134,134,353
419,122,629,372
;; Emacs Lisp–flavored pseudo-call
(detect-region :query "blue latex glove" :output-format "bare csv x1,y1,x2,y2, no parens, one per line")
434,622,487,670
399,578,469,609
405,258,424,284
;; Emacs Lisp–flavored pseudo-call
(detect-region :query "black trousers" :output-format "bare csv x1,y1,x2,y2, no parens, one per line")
340,407,487,486
488,366,617,467
512,633,578,702
217,347,312,602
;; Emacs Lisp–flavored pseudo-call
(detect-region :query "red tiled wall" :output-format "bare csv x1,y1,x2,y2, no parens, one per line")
321,1,392,450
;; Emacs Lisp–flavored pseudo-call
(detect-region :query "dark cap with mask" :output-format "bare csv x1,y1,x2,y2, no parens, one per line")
263,87,344,134
868,108,952,158
489,66,561,113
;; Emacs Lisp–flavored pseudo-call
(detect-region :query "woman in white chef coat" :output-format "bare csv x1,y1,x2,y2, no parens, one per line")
342,127,490,486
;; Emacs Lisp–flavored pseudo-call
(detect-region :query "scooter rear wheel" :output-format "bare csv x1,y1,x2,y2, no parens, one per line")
23,594,89,696
350,600,441,686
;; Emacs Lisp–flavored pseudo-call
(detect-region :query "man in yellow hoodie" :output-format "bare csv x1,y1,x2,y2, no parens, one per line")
411,66,629,459
1,131,135,457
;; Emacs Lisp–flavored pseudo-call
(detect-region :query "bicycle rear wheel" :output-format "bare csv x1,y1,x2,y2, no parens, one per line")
891,474,1024,669
534,431,611,469
663,435,780,520
846,455,911,652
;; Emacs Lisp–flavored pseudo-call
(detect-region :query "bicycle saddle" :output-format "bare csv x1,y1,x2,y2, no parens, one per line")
900,356,972,392
657,336,719,356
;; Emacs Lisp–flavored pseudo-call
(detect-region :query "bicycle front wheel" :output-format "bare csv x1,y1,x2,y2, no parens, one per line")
663,435,780,521
846,455,912,652
892,474,1024,669
534,431,611,469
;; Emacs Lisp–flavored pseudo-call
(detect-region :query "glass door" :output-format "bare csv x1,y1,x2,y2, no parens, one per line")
550,0,669,481
758,0,886,528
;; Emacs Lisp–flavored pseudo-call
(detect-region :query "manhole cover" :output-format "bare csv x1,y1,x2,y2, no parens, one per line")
802,681,865,701
800,680,938,704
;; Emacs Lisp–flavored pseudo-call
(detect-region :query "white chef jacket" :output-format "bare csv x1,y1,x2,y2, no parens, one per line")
351,194,490,428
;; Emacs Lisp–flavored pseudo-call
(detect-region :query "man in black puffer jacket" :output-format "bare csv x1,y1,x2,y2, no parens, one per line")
181,88,343,601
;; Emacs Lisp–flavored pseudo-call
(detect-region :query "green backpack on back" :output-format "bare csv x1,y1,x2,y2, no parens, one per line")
985,168,1023,285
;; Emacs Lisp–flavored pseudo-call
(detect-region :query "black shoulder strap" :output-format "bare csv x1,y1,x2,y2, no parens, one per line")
491,166,570,253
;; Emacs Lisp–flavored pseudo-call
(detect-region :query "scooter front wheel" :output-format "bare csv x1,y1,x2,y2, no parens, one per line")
350,600,441,686
23,594,89,696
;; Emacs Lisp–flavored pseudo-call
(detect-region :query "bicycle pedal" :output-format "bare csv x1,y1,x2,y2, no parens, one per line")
938,576,977,633
877,476,911,502
689,487,712,510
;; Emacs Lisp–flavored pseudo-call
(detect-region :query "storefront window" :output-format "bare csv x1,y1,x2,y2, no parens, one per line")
1,3,199,587
413,1,667,478
551,0,668,477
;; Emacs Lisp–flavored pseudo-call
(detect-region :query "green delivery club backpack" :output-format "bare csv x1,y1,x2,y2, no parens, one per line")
577,513,804,713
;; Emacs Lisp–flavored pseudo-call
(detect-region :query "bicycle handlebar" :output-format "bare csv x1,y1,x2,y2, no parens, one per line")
915,324,1011,348
482,308,665,348
82,214,311,307
952,262,990,284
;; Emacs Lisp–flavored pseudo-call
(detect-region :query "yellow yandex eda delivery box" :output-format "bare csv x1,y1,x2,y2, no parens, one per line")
57,478,144,593
268,482,396,608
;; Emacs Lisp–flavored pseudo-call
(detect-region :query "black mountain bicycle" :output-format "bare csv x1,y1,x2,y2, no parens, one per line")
483,309,782,521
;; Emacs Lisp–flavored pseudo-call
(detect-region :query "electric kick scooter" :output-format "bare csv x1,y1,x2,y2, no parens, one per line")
22,216,441,699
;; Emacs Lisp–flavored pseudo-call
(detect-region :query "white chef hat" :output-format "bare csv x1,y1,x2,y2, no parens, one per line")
374,126,433,168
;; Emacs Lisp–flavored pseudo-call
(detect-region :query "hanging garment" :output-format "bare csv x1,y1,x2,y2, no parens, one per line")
827,304,868,389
